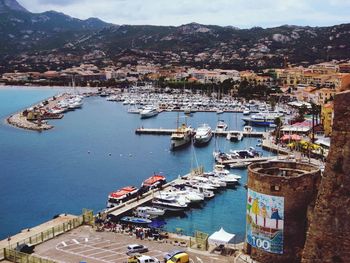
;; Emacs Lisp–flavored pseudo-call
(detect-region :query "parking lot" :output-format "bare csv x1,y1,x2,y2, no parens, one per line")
33,226,235,263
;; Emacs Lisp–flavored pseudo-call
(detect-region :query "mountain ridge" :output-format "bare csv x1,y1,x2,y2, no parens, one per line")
0,0,349,73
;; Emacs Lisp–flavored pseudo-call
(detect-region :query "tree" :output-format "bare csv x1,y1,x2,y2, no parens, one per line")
274,117,283,144
297,105,308,122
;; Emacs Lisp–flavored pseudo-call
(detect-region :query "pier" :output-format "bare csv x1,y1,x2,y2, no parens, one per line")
135,127,266,137
217,156,286,165
6,93,69,131
105,178,183,218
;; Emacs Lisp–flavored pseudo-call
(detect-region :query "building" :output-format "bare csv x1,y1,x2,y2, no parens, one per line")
321,103,334,137
245,161,321,263
308,62,339,74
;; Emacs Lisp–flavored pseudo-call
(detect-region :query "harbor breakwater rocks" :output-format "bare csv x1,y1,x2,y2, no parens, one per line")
7,113,52,131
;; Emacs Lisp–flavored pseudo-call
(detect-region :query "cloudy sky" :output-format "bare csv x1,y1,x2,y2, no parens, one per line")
19,0,350,28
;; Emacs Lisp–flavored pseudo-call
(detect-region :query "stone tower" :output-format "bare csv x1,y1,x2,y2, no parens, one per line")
302,90,350,262
246,161,320,263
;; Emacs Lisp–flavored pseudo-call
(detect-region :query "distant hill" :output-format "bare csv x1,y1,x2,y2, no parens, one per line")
0,0,350,73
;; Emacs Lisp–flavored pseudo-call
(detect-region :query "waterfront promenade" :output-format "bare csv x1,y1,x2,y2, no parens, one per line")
0,214,78,260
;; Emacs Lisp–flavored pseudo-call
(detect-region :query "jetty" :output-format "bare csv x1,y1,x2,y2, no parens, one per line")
135,127,266,137
6,93,69,131
217,156,285,165
105,178,184,218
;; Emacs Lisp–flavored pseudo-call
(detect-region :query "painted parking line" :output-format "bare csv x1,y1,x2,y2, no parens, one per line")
56,247,114,263
72,239,79,244
196,256,203,263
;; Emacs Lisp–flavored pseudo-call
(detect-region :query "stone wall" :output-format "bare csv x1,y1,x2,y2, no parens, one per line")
302,90,350,263
247,161,320,263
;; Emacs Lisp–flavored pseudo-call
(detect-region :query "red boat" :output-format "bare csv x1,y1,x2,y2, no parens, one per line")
107,186,139,208
141,174,167,190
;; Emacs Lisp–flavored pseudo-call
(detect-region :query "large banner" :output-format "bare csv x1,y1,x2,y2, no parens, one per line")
246,189,284,254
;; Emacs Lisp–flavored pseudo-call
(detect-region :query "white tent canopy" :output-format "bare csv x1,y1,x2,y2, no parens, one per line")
208,227,235,245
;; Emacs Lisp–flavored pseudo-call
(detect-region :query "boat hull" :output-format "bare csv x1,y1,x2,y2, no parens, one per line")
193,135,212,146
242,118,276,126
140,112,158,119
171,137,191,150
120,216,152,224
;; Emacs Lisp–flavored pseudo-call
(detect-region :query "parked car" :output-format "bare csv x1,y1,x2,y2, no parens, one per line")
15,243,35,254
163,250,185,262
128,255,159,263
126,244,149,255
166,252,189,263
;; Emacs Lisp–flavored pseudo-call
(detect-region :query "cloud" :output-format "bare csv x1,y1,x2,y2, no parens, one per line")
18,0,350,28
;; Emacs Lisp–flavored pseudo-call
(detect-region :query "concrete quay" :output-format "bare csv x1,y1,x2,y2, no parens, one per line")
135,127,266,137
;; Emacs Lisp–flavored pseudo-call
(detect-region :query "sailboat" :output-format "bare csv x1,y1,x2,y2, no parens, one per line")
226,111,242,141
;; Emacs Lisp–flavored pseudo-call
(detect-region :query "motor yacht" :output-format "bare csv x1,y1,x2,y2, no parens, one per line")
226,131,243,142
194,124,213,146
215,120,228,133
133,206,165,218
152,193,188,211
140,105,158,119
242,112,283,126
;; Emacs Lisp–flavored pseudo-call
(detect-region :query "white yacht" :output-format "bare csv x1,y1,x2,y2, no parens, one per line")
243,126,253,133
242,112,283,126
171,124,193,150
215,120,228,133
243,108,250,115
168,189,204,203
213,165,242,180
181,184,215,199
194,124,213,146
140,105,158,119
133,206,165,218
193,176,224,189
184,180,217,191
226,131,243,142
152,193,188,211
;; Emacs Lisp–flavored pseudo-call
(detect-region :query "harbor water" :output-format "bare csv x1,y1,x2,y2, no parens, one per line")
0,87,275,241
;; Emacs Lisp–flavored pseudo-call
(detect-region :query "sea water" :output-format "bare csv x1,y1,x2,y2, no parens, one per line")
0,87,274,241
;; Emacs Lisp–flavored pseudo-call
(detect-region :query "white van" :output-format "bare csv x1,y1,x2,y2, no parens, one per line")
136,255,160,263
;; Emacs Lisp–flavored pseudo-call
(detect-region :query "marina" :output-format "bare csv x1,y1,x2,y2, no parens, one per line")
0,1,347,261
0,90,278,243
0,86,327,262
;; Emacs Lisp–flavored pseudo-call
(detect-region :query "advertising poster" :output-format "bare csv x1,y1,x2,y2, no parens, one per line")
246,189,284,254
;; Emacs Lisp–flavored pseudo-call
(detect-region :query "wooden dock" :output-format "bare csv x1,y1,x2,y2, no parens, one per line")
135,128,266,137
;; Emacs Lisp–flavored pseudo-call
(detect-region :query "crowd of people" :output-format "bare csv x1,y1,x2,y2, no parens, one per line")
95,216,168,241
